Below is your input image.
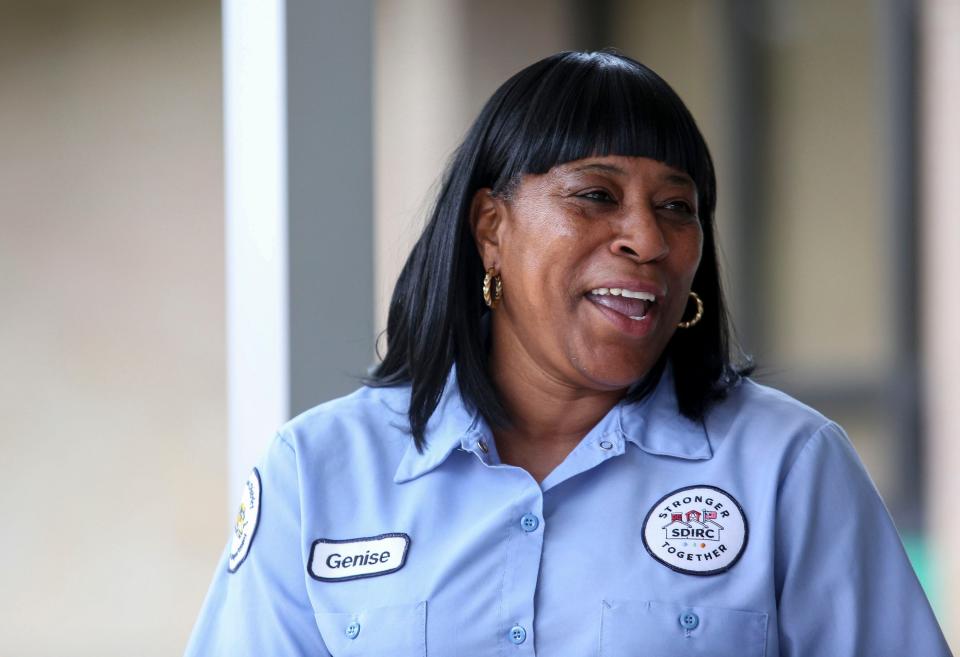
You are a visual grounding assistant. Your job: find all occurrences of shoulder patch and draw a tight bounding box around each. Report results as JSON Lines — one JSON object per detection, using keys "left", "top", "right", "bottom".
{"left": 642, "top": 484, "right": 748, "bottom": 576}
{"left": 228, "top": 468, "right": 262, "bottom": 573}
{"left": 308, "top": 533, "right": 410, "bottom": 582}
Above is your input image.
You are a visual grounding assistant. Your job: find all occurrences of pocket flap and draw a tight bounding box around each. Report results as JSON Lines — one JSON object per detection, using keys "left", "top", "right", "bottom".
{"left": 315, "top": 601, "right": 426, "bottom": 657}
{"left": 600, "top": 599, "right": 768, "bottom": 657}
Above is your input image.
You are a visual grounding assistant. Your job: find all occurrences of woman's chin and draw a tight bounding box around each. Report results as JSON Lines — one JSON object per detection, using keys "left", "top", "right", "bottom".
{"left": 569, "top": 351, "right": 661, "bottom": 392}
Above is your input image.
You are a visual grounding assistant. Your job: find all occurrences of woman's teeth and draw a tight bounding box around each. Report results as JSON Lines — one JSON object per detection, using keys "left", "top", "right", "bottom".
{"left": 588, "top": 288, "right": 656, "bottom": 320}
{"left": 589, "top": 287, "right": 656, "bottom": 301}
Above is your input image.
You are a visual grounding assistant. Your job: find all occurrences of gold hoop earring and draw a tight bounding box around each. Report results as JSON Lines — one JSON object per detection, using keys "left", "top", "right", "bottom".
{"left": 482, "top": 267, "right": 503, "bottom": 308}
{"left": 677, "top": 291, "right": 704, "bottom": 329}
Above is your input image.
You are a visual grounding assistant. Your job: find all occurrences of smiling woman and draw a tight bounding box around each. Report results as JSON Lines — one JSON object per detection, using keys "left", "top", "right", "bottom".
{"left": 184, "top": 50, "right": 951, "bottom": 657}
{"left": 467, "top": 155, "right": 708, "bottom": 480}
{"left": 371, "top": 50, "right": 743, "bottom": 455}
{"left": 474, "top": 157, "right": 703, "bottom": 377}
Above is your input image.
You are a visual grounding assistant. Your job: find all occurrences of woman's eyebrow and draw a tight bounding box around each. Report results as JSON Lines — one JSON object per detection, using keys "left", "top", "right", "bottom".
{"left": 569, "top": 163, "right": 695, "bottom": 189}
{"left": 570, "top": 163, "right": 626, "bottom": 175}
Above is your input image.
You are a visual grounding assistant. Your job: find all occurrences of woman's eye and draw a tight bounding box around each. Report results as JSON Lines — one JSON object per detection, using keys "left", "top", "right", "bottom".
{"left": 579, "top": 190, "right": 615, "bottom": 203}
{"left": 661, "top": 200, "right": 696, "bottom": 215}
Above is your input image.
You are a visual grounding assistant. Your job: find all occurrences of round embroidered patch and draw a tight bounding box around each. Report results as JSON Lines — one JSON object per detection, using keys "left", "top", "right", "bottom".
{"left": 228, "top": 468, "right": 261, "bottom": 573}
{"left": 642, "top": 484, "right": 748, "bottom": 576}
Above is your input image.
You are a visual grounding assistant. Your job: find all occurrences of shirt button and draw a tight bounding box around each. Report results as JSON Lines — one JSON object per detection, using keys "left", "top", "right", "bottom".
{"left": 679, "top": 611, "right": 699, "bottom": 630}
{"left": 345, "top": 621, "right": 361, "bottom": 639}
{"left": 520, "top": 513, "right": 540, "bottom": 532}
{"left": 509, "top": 624, "right": 527, "bottom": 644}
{"left": 599, "top": 440, "right": 614, "bottom": 450}
{"left": 478, "top": 439, "right": 489, "bottom": 454}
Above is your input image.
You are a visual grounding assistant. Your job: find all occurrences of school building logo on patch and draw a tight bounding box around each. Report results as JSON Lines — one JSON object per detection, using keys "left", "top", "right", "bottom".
{"left": 642, "top": 484, "right": 747, "bottom": 576}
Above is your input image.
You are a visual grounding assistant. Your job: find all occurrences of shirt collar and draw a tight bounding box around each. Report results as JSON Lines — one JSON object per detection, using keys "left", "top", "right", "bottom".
{"left": 392, "top": 365, "right": 480, "bottom": 484}
{"left": 617, "top": 362, "right": 713, "bottom": 460}
{"left": 392, "top": 361, "right": 712, "bottom": 485}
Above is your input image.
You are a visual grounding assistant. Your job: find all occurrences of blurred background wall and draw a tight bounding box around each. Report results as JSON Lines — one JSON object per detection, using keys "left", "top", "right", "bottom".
{"left": 1, "top": 0, "right": 956, "bottom": 654}
{"left": 0, "top": 1, "right": 224, "bottom": 655}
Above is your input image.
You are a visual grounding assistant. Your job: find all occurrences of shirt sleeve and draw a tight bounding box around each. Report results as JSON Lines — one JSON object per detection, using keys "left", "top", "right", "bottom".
{"left": 184, "top": 432, "right": 330, "bottom": 657}
{"left": 775, "top": 422, "right": 952, "bottom": 656}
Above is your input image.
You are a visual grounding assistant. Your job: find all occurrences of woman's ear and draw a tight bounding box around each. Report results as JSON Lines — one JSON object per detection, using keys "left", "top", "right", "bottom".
{"left": 469, "top": 187, "right": 505, "bottom": 269}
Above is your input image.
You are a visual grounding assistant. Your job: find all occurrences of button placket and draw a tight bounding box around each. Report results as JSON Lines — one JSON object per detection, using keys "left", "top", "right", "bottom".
{"left": 499, "top": 477, "right": 544, "bottom": 652}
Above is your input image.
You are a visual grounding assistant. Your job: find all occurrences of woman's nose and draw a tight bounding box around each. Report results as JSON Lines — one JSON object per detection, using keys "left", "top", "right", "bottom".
{"left": 609, "top": 206, "right": 669, "bottom": 263}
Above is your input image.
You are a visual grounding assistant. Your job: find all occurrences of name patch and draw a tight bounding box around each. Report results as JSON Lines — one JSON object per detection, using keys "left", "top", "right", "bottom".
{"left": 308, "top": 533, "right": 410, "bottom": 582}
{"left": 642, "top": 484, "right": 748, "bottom": 576}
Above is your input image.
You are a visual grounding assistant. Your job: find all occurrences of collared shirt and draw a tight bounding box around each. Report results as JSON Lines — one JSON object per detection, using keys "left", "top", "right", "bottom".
{"left": 185, "top": 364, "right": 952, "bottom": 656}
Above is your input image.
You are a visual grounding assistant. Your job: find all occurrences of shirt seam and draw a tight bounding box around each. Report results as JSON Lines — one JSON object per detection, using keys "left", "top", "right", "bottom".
{"left": 776, "top": 420, "right": 837, "bottom": 495}
{"left": 277, "top": 428, "right": 295, "bottom": 454}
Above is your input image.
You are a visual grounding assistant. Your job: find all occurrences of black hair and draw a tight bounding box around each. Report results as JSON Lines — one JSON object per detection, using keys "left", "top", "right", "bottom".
{"left": 367, "top": 48, "right": 752, "bottom": 452}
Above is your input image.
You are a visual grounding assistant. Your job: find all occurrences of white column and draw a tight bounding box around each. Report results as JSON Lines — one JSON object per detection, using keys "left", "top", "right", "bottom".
{"left": 921, "top": 0, "right": 960, "bottom": 645}
{"left": 224, "top": 0, "right": 373, "bottom": 499}
{"left": 223, "top": 0, "right": 289, "bottom": 499}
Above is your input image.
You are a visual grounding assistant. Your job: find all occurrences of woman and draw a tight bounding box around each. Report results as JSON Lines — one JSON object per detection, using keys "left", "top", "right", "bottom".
{"left": 186, "top": 50, "right": 951, "bottom": 656}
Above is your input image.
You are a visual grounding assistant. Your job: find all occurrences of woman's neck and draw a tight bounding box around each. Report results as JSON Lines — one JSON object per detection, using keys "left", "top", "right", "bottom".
{"left": 487, "top": 334, "right": 627, "bottom": 483}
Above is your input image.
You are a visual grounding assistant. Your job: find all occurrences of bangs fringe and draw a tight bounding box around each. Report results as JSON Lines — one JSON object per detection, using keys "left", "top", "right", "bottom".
{"left": 490, "top": 52, "right": 715, "bottom": 219}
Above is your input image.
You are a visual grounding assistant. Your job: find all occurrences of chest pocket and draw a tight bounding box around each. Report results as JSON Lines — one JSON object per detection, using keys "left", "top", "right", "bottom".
{"left": 314, "top": 601, "right": 427, "bottom": 657}
{"left": 600, "top": 599, "right": 768, "bottom": 657}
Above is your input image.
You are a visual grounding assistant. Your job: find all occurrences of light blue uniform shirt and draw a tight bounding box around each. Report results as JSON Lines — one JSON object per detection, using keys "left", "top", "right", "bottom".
{"left": 185, "top": 364, "right": 951, "bottom": 656}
